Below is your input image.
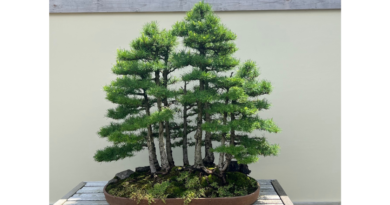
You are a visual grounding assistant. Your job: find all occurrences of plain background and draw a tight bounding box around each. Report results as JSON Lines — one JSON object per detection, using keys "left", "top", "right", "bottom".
{"left": 49, "top": 10, "right": 340, "bottom": 204}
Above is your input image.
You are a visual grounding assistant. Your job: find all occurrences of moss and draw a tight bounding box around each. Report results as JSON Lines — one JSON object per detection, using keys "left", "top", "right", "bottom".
{"left": 166, "top": 184, "right": 185, "bottom": 197}
{"left": 226, "top": 172, "right": 251, "bottom": 188}
{"left": 106, "top": 166, "right": 257, "bottom": 202}
{"left": 200, "top": 174, "right": 222, "bottom": 187}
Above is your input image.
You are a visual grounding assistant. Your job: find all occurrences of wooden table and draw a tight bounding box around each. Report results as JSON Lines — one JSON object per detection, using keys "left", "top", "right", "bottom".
{"left": 54, "top": 179, "right": 293, "bottom": 205}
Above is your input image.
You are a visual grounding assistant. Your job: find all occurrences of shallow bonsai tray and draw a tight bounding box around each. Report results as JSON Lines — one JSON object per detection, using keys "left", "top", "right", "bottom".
{"left": 103, "top": 179, "right": 259, "bottom": 205}
{"left": 53, "top": 179, "right": 293, "bottom": 205}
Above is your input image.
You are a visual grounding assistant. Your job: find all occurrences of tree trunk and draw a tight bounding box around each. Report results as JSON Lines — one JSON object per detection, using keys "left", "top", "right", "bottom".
{"left": 202, "top": 76, "right": 214, "bottom": 167}
{"left": 150, "top": 132, "right": 161, "bottom": 171}
{"left": 218, "top": 110, "right": 228, "bottom": 170}
{"left": 162, "top": 70, "right": 175, "bottom": 167}
{"left": 147, "top": 125, "right": 157, "bottom": 174}
{"left": 165, "top": 120, "right": 174, "bottom": 166}
{"left": 143, "top": 91, "right": 159, "bottom": 174}
{"left": 193, "top": 81, "right": 204, "bottom": 169}
{"left": 155, "top": 71, "right": 170, "bottom": 171}
{"left": 218, "top": 134, "right": 226, "bottom": 170}
{"left": 220, "top": 99, "right": 233, "bottom": 183}
{"left": 182, "top": 82, "right": 190, "bottom": 166}
{"left": 203, "top": 102, "right": 215, "bottom": 166}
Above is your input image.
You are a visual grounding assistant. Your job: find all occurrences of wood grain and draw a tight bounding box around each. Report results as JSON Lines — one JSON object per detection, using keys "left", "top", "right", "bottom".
{"left": 76, "top": 186, "right": 104, "bottom": 194}
{"left": 68, "top": 193, "right": 106, "bottom": 201}
{"left": 50, "top": 0, "right": 341, "bottom": 13}
{"left": 260, "top": 185, "right": 274, "bottom": 189}
{"left": 63, "top": 201, "right": 109, "bottom": 205}
{"left": 53, "top": 182, "right": 87, "bottom": 205}
{"left": 271, "top": 180, "right": 294, "bottom": 205}
{"left": 84, "top": 181, "right": 108, "bottom": 187}
{"left": 258, "top": 193, "right": 281, "bottom": 200}
{"left": 254, "top": 199, "right": 283, "bottom": 204}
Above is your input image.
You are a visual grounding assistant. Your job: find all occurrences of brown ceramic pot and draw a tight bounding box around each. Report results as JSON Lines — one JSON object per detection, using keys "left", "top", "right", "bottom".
{"left": 103, "top": 179, "right": 260, "bottom": 205}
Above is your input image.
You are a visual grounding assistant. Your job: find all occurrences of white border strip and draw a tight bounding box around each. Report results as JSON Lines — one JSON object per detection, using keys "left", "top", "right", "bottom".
{"left": 50, "top": 0, "right": 341, "bottom": 13}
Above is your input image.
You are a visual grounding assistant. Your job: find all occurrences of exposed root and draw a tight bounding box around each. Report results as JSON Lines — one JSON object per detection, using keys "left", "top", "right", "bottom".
{"left": 155, "top": 166, "right": 173, "bottom": 176}
{"left": 201, "top": 166, "right": 214, "bottom": 174}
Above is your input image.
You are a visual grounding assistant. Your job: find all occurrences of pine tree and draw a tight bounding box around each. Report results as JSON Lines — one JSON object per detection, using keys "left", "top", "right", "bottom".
{"left": 95, "top": 2, "right": 281, "bottom": 181}
{"left": 203, "top": 60, "right": 280, "bottom": 181}
{"left": 172, "top": 1, "right": 240, "bottom": 168}
{"left": 167, "top": 80, "right": 197, "bottom": 166}
{"left": 94, "top": 22, "right": 178, "bottom": 173}
{"left": 143, "top": 24, "right": 179, "bottom": 171}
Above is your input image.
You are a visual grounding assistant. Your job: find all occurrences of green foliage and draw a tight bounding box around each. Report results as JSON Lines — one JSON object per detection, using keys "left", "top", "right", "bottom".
{"left": 202, "top": 60, "right": 281, "bottom": 164}
{"left": 148, "top": 181, "right": 171, "bottom": 203}
{"left": 180, "top": 175, "right": 206, "bottom": 205}
{"left": 213, "top": 183, "right": 234, "bottom": 197}
{"left": 94, "top": 20, "right": 179, "bottom": 163}
{"left": 95, "top": 1, "right": 281, "bottom": 176}
{"left": 107, "top": 168, "right": 259, "bottom": 204}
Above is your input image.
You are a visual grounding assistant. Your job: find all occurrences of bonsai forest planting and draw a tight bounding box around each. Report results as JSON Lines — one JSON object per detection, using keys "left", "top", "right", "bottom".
{"left": 94, "top": 2, "right": 281, "bottom": 205}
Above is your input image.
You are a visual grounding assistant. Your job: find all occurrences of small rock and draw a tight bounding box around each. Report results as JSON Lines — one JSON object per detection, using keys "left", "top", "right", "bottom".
{"left": 228, "top": 161, "right": 240, "bottom": 172}
{"left": 115, "top": 169, "right": 134, "bottom": 180}
{"left": 228, "top": 161, "right": 251, "bottom": 175}
{"left": 135, "top": 166, "right": 151, "bottom": 172}
{"left": 107, "top": 178, "right": 118, "bottom": 185}
{"left": 239, "top": 164, "right": 251, "bottom": 175}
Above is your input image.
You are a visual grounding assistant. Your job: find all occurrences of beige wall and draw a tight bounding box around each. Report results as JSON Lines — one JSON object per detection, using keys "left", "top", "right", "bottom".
{"left": 50, "top": 10, "right": 340, "bottom": 204}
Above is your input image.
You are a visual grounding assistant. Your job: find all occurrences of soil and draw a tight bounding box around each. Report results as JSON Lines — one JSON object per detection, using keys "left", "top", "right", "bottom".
{"left": 106, "top": 166, "right": 258, "bottom": 203}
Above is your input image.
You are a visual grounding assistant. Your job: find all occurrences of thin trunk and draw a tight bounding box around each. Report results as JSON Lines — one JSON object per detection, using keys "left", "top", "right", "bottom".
{"left": 203, "top": 102, "right": 215, "bottom": 166}
{"left": 155, "top": 71, "right": 170, "bottom": 171}
{"left": 150, "top": 133, "right": 161, "bottom": 171}
{"left": 218, "top": 97, "right": 229, "bottom": 170}
{"left": 221, "top": 100, "right": 234, "bottom": 185}
{"left": 218, "top": 117, "right": 228, "bottom": 170}
{"left": 182, "top": 82, "right": 190, "bottom": 166}
{"left": 165, "top": 120, "right": 174, "bottom": 166}
{"left": 203, "top": 81, "right": 215, "bottom": 166}
{"left": 218, "top": 133, "right": 226, "bottom": 170}
{"left": 146, "top": 127, "right": 157, "bottom": 173}
{"left": 221, "top": 112, "right": 236, "bottom": 172}
{"left": 193, "top": 80, "right": 204, "bottom": 168}
{"left": 144, "top": 91, "right": 159, "bottom": 174}
{"left": 194, "top": 50, "right": 206, "bottom": 169}
{"left": 163, "top": 70, "right": 174, "bottom": 167}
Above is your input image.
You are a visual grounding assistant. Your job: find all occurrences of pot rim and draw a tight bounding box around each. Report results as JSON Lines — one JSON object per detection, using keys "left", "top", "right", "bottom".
{"left": 103, "top": 175, "right": 260, "bottom": 201}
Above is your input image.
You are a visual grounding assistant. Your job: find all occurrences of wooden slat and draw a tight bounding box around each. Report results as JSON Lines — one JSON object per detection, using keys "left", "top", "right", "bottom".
{"left": 257, "top": 179, "right": 272, "bottom": 183}
{"left": 260, "top": 191, "right": 278, "bottom": 195}
{"left": 64, "top": 201, "right": 109, "bottom": 205}
{"left": 49, "top": 0, "right": 341, "bottom": 13}
{"left": 254, "top": 199, "right": 283, "bottom": 204}
{"left": 53, "top": 182, "right": 86, "bottom": 205}
{"left": 84, "top": 181, "right": 108, "bottom": 187}
{"left": 293, "top": 203, "right": 340, "bottom": 205}
{"left": 68, "top": 193, "right": 106, "bottom": 201}
{"left": 53, "top": 199, "right": 67, "bottom": 205}
{"left": 271, "top": 180, "right": 294, "bottom": 205}
{"left": 260, "top": 187, "right": 275, "bottom": 191}
{"left": 260, "top": 185, "right": 274, "bottom": 189}
{"left": 252, "top": 204, "right": 283, "bottom": 205}
{"left": 76, "top": 186, "right": 104, "bottom": 194}
{"left": 258, "top": 194, "right": 281, "bottom": 200}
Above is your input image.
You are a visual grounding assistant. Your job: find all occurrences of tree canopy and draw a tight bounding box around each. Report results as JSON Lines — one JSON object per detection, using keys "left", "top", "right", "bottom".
{"left": 94, "top": 1, "right": 280, "bottom": 179}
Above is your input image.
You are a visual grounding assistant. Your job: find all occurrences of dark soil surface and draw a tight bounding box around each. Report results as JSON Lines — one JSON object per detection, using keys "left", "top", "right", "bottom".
{"left": 106, "top": 166, "right": 258, "bottom": 204}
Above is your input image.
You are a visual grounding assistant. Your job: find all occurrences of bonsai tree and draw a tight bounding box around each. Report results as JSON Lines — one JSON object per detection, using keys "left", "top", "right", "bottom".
{"left": 94, "top": 22, "right": 179, "bottom": 173}
{"left": 171, "top": 1, "right": 240, "bottom": 169}
{"left": 95, "top": 2, "right": 281, "bottom": 202}
{"left": 202, "top": 60, "right": 280, "bottom": 182}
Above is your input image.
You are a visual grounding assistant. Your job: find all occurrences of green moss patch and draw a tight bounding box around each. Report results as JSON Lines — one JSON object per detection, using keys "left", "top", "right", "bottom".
{"left": 106, "top": 167, "right": 258, "bottom": 205}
